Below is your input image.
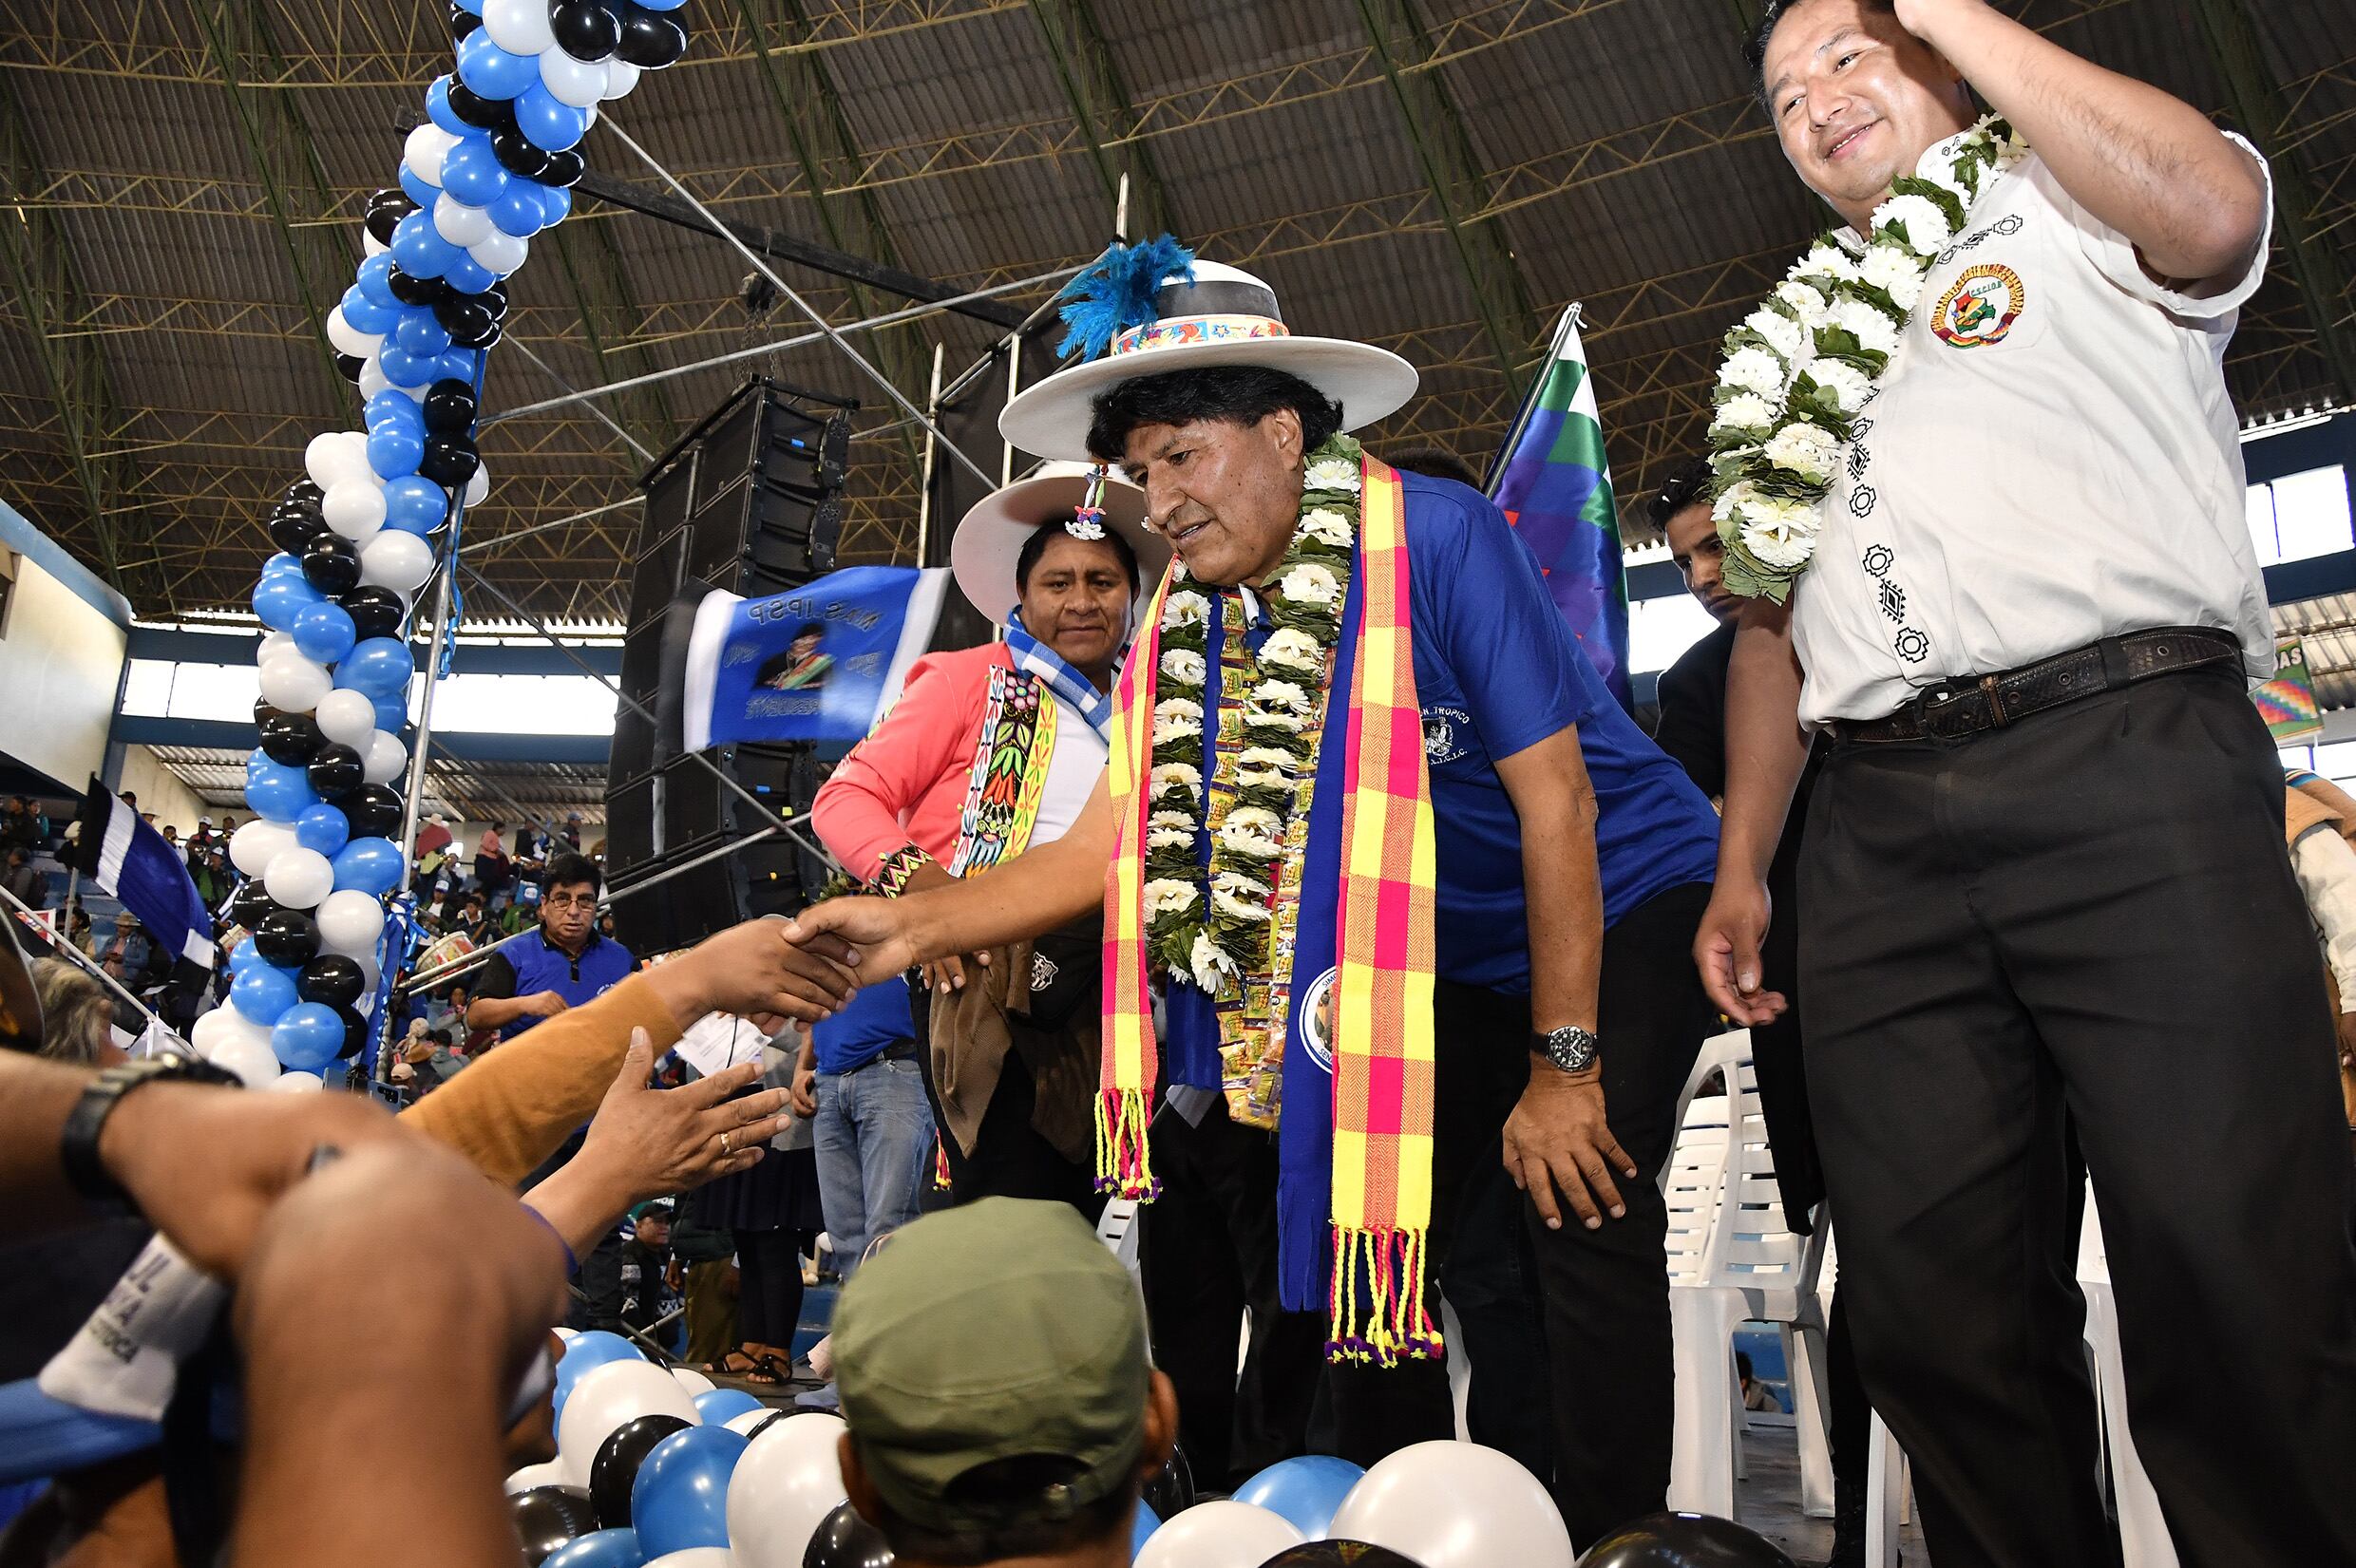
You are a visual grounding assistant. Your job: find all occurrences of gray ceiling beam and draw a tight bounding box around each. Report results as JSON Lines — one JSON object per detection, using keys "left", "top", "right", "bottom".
{"left": 1023, "top": 0, "right": 1178, "bottom": 236}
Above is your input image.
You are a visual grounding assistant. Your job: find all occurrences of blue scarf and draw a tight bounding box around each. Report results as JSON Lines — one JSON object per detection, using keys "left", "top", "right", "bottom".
{"left": 1003, "top": 609, "right": 1113, "bottom": 742}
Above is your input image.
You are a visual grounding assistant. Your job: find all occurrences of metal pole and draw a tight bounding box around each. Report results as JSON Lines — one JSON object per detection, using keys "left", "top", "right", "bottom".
{"left": 503, "top": 335, "right": 659, "bottom": 464}
{"left": 0, "top": 888, "right": 176, "bottom": 1041}
{"left": 398, "top": 551, "right": 462, "bottom": 878}
{"left": 455, "top": 563, "right": 840, "bottom": 871}
{"left": 598, "top": 117, "right": 998, "bottom": 489}
{"left": 481, "top": 266, "right": 1082, "bottom": 427}
{"left": 916, "top": 341, "right": 944, "bottom": 566}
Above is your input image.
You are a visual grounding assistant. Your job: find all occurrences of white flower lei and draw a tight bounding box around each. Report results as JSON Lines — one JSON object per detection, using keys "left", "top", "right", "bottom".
{"left": 1707, "top": 115, "right": 2026, "bottom": 602}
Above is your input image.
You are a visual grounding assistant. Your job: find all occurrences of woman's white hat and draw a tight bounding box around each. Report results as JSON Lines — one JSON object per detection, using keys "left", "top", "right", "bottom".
{"left": 949, "top": 461, "right": 1167, "bottom": 626}
{"left": 999, "top": 255, "right": 1418, "bottom": 463}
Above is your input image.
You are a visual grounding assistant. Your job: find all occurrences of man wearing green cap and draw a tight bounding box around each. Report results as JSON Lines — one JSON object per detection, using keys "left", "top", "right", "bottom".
{"left": 832, "top": 1197, "right": 1180, "bottom": 1565}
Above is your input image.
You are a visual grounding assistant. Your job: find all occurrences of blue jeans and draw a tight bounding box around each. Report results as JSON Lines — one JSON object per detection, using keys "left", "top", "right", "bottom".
{"left": 813, "top": 1052, "right": 935, "bottom": 1283}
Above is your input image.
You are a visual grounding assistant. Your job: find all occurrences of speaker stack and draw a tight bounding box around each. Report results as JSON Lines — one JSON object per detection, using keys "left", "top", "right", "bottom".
{"left": 605, "top": 377, "right": 854, "bottom": 956}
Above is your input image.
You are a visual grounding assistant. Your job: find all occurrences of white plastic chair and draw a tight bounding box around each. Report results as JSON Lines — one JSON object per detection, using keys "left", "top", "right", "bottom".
{"left": 1663, "top": 1030, "right": 1835, "bottom": 1521}
{"left": 2079, "top": 1182, "right": 2178, "bottom": 1567}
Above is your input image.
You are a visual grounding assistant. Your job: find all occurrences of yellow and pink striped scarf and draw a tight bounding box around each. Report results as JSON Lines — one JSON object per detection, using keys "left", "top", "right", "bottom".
{"left": 1099, "top": 457, "right": 1441, "bottom": 1361}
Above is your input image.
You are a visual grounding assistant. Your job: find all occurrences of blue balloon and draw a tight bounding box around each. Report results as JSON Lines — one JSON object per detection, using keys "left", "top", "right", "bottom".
{"left": 393, "top": 311, "right": 453, "bottom": 357}
{"left": 338, "top": 285, "right": 399, "bottom": 335}
{"left": 425, "top": 75, "right": 468, "bottom": 137}
{"left": 692, "top": 1389, "right": 764, "bottom": 1426}
{"left": 230, "top": 963, "right": 299, "bottom": 1027}
{"left": 398, "top": 165, "right": 439, "bottom": 210}
{"left": 636, "top": 0, "right": 684, "bottom": 9}
{"left": 440, "top": 136, "right": 508, "bottom": 207}
{"left": 341, "top": 637, "right": 413, "bottom": 698}
{"left": 450, "top": 0, "right": 482, "bottom": 12}
{"left": 331, "top": 838, "right": 403, "bottom": 896}
{"left": 516, "top": 85, "right": 589, "bottom": 153}
{"left": 271, "top": 1002, "right": 345, "bottom": 1072}
{"left": 539, "top": 183, "right": 573, "bottom": 226}
{"left": 244, "top": 753, "right": 319, "bottom": 824}
{"left": 373, "top": 690, "right": 410, "bottom": 732}
{"left": 456, "top": 30, "right": 539, "bottom": 100}
{"left": 366, "top": 389, "right": 424, "bottom": 431}
{"left": 367, "top": 425, "right": 425, "bottom": 480}
{"left": 442, "top": 254, "right": 500, "bottom": 296}
{"left": 226, "top": 940, "right": 267, "bottom": 973}
{"left": 355, "top": 252, "right": 399, "bottom": 309}
{"left": 390, "top": 212, "right": 456, "bottom": 279}
{"left": 630, "top": 1426, "right": 747, "bottom": 1558}
{"left": 291, "top": 600, "right": 358, "bottom": 664}
{"left": 294, "top": 802, "right": 352, "bottom": 857}
{"left": 434, "top": 349, "right": 484, "bottom": 386}
{"left": 1230, "top": 1454, "right": 1365, "bottom": 1540}
{"left": 383, "top": 475, "right": 444, "bottom": 533}
{"left": 260, "top": 550, "right": 306, "bottom": 577}
{"left": 254, "top": 573, "right": 324, "bottom": 633}
{"left": 488, "top": 181, "right": 546, "bottom": 238}
{"left": 540, "top": 1529, "right": 642, "bottom": 1568}
{"left": 378, "top": 345, "right": 436, "bottom": 388}
{"left": 1130, "top": 1500, "right": 1160, "bottom": 1560}
{"left": 552, "top": 1332, "right": 643, "bottom": 1422}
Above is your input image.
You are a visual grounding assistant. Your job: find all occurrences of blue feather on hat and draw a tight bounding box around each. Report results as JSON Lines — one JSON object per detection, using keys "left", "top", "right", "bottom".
{"left": 1053, "top": 236, "right": 1195, "bottom": 363}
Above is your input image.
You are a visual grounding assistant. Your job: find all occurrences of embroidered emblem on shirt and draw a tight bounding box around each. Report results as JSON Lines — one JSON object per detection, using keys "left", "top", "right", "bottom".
{"left": 1030, "top": 952, "right": 1059, "bottom": 992}
{"left": 1878, "top": 581, "right": 1907, "bottom": 622}
{"left": 1894, "top": 627, "right": 1931, "bottom": 664}
{"left": 1298, "top": 966, "right": 1338, "bottom": 1074}
{"left": 1420, "top": 705, "right": 1472, "bottom": 766}
{"left": 1936, "top": 214, "right": 2025, "bottom": 266}
{"left": 1932, "top": 263, "right": 2026, "bottom": 349}
{"left": 1848, "top": 444, "right": 1872, "bottom": 482}
{"left": 1850, "top": 485, "right": 1878, "bottom": 518}
{"left": 1862, "top": 544, "right": 1893, "bottom": 577}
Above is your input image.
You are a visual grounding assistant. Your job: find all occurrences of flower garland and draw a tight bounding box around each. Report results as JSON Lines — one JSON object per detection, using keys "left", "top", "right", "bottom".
{"left": 1139, "top": 435, "right": 1362, "bottom": 995}
{"left": 1707, "top": 115, "right": 2027, "bottom": 602}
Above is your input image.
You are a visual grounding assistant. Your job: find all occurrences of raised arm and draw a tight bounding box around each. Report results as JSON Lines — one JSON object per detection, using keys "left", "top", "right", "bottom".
{"left": 1693, "top": 597, "right": 1811, "bottom": 1025}
{"left": 1897, "top": 0, "right": 2265, "bottom": 285}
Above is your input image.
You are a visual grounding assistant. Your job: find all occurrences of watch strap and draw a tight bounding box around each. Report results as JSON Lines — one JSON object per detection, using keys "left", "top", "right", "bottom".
{"left": 1531, "top": 1025, "right": 1600, "bottom": 1075}
{"left": 61, "top": 1057, "right": 241, "bottom": 1212}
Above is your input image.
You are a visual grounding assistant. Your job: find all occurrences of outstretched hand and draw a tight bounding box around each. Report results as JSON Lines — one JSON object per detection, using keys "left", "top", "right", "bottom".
{"left": 786, "top": 896, "right": 916, "bottom": 988}
{"left": 576, "top": 1029, "right": 792, "bottom": 1200}
{"left": 649, "top": 916, "right": 864, "bottom": 1031}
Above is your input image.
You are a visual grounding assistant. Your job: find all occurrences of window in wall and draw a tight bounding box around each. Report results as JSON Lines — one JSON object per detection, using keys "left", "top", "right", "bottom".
{"left": 2248, "top": 466, "right": 2353, "bottom": 565}
{"left": 1628, "top": 593, "right": 1723, "bottom": 676}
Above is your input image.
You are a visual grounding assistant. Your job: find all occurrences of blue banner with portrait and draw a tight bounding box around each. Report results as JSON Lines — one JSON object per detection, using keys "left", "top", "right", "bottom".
{"left": 682, "top": 566, "right": 951, "bottom": 749}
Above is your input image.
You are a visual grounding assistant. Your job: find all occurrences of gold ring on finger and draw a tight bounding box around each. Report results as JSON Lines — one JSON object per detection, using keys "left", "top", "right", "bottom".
{"left": 720, "top": 1131, "right": 732, "bottom": 1157}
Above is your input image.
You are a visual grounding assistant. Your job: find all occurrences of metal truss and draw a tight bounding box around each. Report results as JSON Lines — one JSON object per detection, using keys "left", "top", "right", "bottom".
{"left": 1024, "top": 0, "right": 1177, "bottom": 236}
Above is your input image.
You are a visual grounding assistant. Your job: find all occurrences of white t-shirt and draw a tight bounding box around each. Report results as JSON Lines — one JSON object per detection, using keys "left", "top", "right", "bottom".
{"left": 1033, "top": 691, "right": 1109, "bottom": 847}
{"left": 1790, "top": 137, "right": 2276, "bottom": 727}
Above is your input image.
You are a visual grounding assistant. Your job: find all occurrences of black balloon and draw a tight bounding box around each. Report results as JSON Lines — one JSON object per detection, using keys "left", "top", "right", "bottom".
{"left": 306, "top": 744, "right": 365, "bottom": 800}
{"left": 386, "top": 266, "right": 444, "bottom": 308}
{"left": 446, "top": 79, "right": 512, "bottom": 130}
{"left": 365, "top": 186, "right": 411, "bottom": 214}
{"left": 552, "top": 0, "right": 621, "bottom": 61}
{"left": 804, "top": 1500, "right": 895, "bottom": 1568}
{"left": 285, "top": 479, "right": 326, "bottom": 507}
{"left": 490, "top": 123, "right": 555, "bottom": 180}
{"left": 258, "top": 711, "right": 327, "bottom": 766}
{"left": 334, "top": 351, "right": 367, "bottom": 383}
{"left": 447, "top": 2, "right": 482, "bottom": 39}
{"left": 589, "top": 1413, "right": 692, "bottom": 1528}
{"left": 616, "top": 7, "right": 687, "bottom": 68}
{"left": 541, "top": 149, "right": 585, "bottom": 188}
{"left": 228, "top": 880, "right": 280, "bottom": 931}
{"left": 300, "top": 531, "right": 363, "bottom": 595}
{"left": 336, "top": 1003, "right": 370, "bottom": 1057}
{"left": 1141, "top": 1444, "right": 1194, "bottom": 1521}
{"left": 510, "top": 1484, "right": 598, "bottom": 1567}
{"left": 252, "top": 908, "right": 321, "bottom": 967}
{"left": 269, "top": 509, "right": 327, "bottom": 557}
{"left": 341, "top": 585, "right": 409, "bottom": 640}
{"left": 1573, "top": 1513, "right": 1798, "bottom": 1568}
{"left": 1260, "top": 1546, "right": 1426, "bottom": 1568}
{"left": 363, "top": 204, "right": 407, "bottom": 248}
{"left": 297, "top": 954, "right": 367, "bottom": 1011}
{"left": 341, "top": 784, "right": 405, "bottom": 840}
{"left": 423, "top": 379, "right": 479, "bottom": 434}
{"left": 419, "top": 433, "right": 481, "bottom": 487}
{"left": 438, "top": 296, "right": 502, "bottom": 349}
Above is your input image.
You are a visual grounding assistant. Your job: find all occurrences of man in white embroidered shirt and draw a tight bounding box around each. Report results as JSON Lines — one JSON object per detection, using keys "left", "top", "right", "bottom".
{"left": 1692, "top": 3, "right": 2356, "bottom": 1565}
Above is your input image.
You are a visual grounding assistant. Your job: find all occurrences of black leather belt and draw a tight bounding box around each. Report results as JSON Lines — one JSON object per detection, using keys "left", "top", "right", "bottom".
{"left": 1823, "top": 626, "right": 2241, "bottom": 746}
{"left": 851, "top": 1040, "right": 921, "bottom": 1070}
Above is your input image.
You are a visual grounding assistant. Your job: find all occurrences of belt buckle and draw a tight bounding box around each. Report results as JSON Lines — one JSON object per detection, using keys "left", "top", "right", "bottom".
{"left": 1916, "top": 678, "right": 1978, "bottom": 739}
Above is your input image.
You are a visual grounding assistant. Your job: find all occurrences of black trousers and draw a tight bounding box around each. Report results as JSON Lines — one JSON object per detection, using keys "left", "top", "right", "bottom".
{"left": 734, "top": 1227, "right": 809, "bottom": 1351}
{"left": 1323, "top": 879, "right": 1719, "bottom": 1547}
{"left": 1799, "top": 668, "right": 2356, "bottom": 1568}
{"left": 1138, "top": 1097, "right": 1326, "bottom": 1492}
{"left": 906, "top": 976, "right": 1103, "bottom": 1220}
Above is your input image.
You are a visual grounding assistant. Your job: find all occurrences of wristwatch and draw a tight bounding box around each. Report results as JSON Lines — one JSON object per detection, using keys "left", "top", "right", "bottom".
{"left": 60, "top": 1055, "right": 242, "bottom": 1215}
{"left": 1531, "top": 1025, "right": 1601, "bottom": 1076}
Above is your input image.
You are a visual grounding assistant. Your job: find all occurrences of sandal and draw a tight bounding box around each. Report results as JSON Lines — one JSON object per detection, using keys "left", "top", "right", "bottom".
{"left": 695, "top": 1349, "right": 768, "bottom": 1378}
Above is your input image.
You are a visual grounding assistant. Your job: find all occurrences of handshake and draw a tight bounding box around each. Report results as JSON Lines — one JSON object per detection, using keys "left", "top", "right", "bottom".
{"left": 649, "top": 895, "right": 921, "bottom": 1029}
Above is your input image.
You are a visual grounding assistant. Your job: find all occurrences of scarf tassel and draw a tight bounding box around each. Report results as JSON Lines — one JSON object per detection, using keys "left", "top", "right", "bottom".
{"left": 1093, "top": 1086, "right": 1160, "bottom": 1199}
{"left": 931, "top": 1131, "right": 953, "bottom": 1193}
{"left": 1325, "top": 1223, "right": 1443, "bottom": 1366}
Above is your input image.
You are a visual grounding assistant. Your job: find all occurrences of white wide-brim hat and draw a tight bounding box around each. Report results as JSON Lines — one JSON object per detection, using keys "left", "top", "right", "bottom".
{"left": 999, "top": 259, "right": 1419, "bottom": 463}
{"left": 950, "top": 462, "right": 1168, "bottom": 627}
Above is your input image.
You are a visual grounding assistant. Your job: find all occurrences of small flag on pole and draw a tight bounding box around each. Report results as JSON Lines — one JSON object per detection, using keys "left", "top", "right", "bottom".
{"left": 69, "top": 780, "right": 217, "bottom": 984}
{"left": 1486, "top": 305, "right": 1633, "bottom": 709}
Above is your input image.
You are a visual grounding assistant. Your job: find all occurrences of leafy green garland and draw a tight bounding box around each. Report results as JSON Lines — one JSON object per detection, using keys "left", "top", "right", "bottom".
{"left": 1138, "top": 433, "right": 1362, "bottom": 993}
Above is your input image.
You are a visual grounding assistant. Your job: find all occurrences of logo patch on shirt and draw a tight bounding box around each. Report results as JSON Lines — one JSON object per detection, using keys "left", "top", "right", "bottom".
{"left": 1299, "top": 966, "right": 1337, "bottom": 1074}
{"left": 1932, "top": 264, "right": 2026, "bottom": 349}
{"left": 1421, "top": 705, "right": 1472, "bottom": 765}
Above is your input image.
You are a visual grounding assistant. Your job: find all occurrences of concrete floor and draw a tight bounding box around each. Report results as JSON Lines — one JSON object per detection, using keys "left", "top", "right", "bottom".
{"left": 1731, "top": 1421, "right": 1932, "bottom": 1567}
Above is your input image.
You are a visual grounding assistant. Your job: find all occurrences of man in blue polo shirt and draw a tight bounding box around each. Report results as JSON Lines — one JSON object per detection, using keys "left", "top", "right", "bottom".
{"left": 790, "top": 973, "right": 935, "bottom": 1282}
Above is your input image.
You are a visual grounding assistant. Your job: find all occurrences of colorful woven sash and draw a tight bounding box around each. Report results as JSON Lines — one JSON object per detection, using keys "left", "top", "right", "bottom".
{"left": 947, "top": 662, "right": 1056, "bottom": 878}
{"left": 1100, "top": 458, "right": 1440, "bottom": 1361}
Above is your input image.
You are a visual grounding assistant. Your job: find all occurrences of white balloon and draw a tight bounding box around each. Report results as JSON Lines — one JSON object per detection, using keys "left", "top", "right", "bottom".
{"left": 305, "top": 430, "right": 362, "bottom": 490}
{"left": 483, "top": 0, "right": 557, "bottom": 54}
{"left": 1132, "top": 1501, "right": 1303, "bottom": 1568}
{"left": 361, "top": 729, "right": 408, "bottom": 785}
{"left": 541, "top": 48, "right": 608, "bottom": 108}
{"left": 257, "top": 652, "right": 332, "bottom": 713}
{"left": 602, "top": 59, "right": 641, "bottom": 100}
{"left": 339, "top": 430, "right": 376, "bottom": 472}
{"left": 1327, "top": 1442, "right": 1573, "bottom": 1568}
{"left": 725, "top": 1413, "right": 847, "bottom": 1568}
{"left": 314, "top": 688, "right": 379, "bottom": 749}
{"left": 356, "top": 355, "right": 391, "bottom": 398}
{"left": 362, "top": 230, "right": 389, "bottom": 257}
{"left": 504, "top": 1461, "right": 568, "bottom": 1495}
{"left": 325, "top": 307, "right": 382, "bottom": 359}
{"left": 671, "top": 1366, "right": 716, "bottom": 1397}
{"left": 316, "top": 889, "right": 388, "bottom": 957}
{"left": 266, "top": 1070, "right": 323, "bottom": 1093}
{"left": 470, "top": 229, "right": 528, "bottom": 277}
{"left": 324, "top": 480, "right": 389, "bottom": 541}
{"left": 257, "top": 630, "right": 298, "bottom": 663}
{"left": 434, "top": 192, "right": 496, "bottom": 248}
{"left": 724, "top": 1409, "right": 777, "bottom": 1437}
{"left": 264, "top": 847, "right": 335, "bottom": 910}
{"left": 558, "top": 1360, "right": 701, "bottom": 1486}
{"left": 465, "top": 462, "right": 490, "bottom": 507}
{"left": 404, "top": 123, "right": 457, "bottom": 187}
{"left": 192, "top": 1002, "right": 272, "bottom": 1058}
{"left": 206, "top": 1033, "right": 281, "bottom": 1088}
{"left": 641, "top": 1552, "right": 734, "bottom": 1568}
{"left": 555, "top": 1327, "right": 581, "bottom": 1344}
{"left": 229, "top": 819, "right": 299, "bottom": 878}
{"left": 359, "top": 528, "right": 435, "bottom": 594}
